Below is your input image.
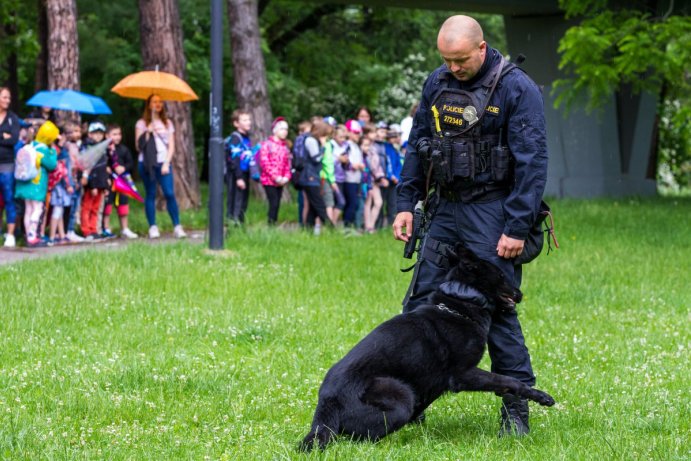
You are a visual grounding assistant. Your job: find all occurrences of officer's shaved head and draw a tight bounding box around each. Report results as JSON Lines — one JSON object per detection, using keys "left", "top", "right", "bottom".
{"left": 437, "top": 15, "right": 487, "bottom": 81}
{"left": 437, "top": 15, "right": 484, "bottom": 49}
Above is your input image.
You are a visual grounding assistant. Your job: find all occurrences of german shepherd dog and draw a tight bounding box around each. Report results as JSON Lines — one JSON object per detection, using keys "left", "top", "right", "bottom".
{"left": 300, "top": 244, "right": 555, "bottom": 450}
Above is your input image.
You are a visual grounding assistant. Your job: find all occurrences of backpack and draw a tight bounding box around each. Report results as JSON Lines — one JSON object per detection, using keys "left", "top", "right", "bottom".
{"left": 290, "top": 133, "right": 313, "bottom": 189}
{"left": 292, "top": 133, "right": 310, "bottom": 173}
{"left": 15, "top": 143, "right": 40, "bottom": 181}
{"left": 248, "top": 143, "right": 262, "bottom": 181}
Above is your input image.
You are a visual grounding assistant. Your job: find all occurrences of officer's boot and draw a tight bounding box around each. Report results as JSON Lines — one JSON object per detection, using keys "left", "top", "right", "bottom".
{"left": 498, "top": 394, "right": 530, "bottom": 437}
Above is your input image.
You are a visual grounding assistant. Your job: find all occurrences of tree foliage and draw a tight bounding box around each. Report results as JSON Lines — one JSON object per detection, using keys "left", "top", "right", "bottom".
{"left": 4, "top": 1, "right": 507, "bottom": 174}
{"left": 554, "top": 0, "right": 691, "bottom": 187}
{"left": 0, "top": 0, "right": 40, "bottom": 102}
{"left": 260, "top": 3, "right": 507, "bottom": 124}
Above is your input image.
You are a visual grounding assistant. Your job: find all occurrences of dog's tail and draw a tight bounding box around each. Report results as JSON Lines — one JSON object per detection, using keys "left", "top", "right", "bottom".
{"left": 299, "top": 397, "right": 341, "bottom": 452}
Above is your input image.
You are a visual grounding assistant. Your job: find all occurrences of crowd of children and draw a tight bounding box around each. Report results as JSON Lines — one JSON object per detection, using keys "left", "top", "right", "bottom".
{"left": 224, "top": 106, "right": 410, "bottom": 235}
{"left": 0, "top": 113, "right": 140, "bottom": 247}
{"left": 0, "top": 84, "right": 412, "bottom": 248}
{"left": 0, "top": 85, "right": 194, "bottom": 248}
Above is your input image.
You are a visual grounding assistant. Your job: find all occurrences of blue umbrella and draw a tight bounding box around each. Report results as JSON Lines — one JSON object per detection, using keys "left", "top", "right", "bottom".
{"left": 26, "top": 89, "right": 112, "bottom": 115}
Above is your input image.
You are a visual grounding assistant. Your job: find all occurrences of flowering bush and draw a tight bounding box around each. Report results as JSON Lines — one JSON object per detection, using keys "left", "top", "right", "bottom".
{"left": 374, "top": 53, "right": 430, "bottom": 124}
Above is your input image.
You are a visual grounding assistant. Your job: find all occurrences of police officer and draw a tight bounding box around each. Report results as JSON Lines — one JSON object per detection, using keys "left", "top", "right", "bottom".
{"left": 393, "top": 15, "right": 548, "bottom": 436}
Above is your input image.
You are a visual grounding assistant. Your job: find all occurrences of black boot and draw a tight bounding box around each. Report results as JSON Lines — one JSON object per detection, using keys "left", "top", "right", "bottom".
{"left": 499, "top": 394, "right": 530, "bottom": 437}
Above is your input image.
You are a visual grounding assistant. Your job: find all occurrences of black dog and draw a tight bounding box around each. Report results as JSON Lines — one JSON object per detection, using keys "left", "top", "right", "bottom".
{"left": 300, "top": 244, "right": 555, "bottom": 450}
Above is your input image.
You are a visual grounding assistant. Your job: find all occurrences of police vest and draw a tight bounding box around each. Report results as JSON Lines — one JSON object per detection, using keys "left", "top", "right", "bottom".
{"left": 425, "top": 56, "right": 515, "bottom": 196}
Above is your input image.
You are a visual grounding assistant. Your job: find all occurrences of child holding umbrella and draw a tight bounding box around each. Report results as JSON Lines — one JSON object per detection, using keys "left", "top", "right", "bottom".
{"left": 103, "top": 123, "right": 138, "bottom": 239}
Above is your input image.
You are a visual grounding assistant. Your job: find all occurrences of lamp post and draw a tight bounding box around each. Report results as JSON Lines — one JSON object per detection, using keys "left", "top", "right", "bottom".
{"left": 208, "top": 0, "right": 224, "bottom": 249}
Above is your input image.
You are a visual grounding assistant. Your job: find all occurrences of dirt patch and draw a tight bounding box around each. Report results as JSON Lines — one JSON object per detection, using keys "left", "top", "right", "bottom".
{"left": 0, "top": 231, "right": 207, "bottom": 266}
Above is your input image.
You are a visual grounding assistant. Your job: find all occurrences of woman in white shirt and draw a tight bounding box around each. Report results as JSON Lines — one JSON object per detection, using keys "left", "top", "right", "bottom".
{"left": 135, "top": 94, "right": 186, "bottom": 239}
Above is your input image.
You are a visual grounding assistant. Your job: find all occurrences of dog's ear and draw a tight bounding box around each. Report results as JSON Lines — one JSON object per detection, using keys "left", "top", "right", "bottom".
{"left": 445, "top": 244, "right": 460, "bottom": 265}
{"left": 454, "top": 243, "right": 478, "bottom": 262}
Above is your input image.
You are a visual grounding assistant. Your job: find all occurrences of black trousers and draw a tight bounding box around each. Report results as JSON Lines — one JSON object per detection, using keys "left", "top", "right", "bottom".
{"left": 403, "top": 197, "right": 535, "bottom": 386}
{"left": 302, "top": 185, "right": 332, "bottom": 227}
{"left": 226, "top": 169, "right": 249, "bottom": 222}
{"left": 342, "top": 182, "right": 360, "bottom": 227}
{"left": 263, "top": 185, "right": 283, "bottom": 225}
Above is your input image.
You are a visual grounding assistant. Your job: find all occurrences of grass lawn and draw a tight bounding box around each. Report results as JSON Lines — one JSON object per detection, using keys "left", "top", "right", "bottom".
{"left": 0, "top": 196, "right": 689, "bottom": 460}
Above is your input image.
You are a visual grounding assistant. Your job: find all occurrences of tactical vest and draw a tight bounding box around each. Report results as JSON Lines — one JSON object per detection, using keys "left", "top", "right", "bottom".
{"left": 423, "top": 56, "right": 515, "bottom": 199}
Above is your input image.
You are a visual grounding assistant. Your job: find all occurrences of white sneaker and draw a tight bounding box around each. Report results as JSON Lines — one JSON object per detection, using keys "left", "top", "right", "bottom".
{"left": 121, "top": 228, "right": 138, "bottom": 239}
{"left": 173, "top": 225, "right": 187, "bottom": 239}
{"left": 66, "top": 231, "right": 85, "bottom": 243}
{"left": 3, "top": 234, "right": 15, "bottom": 248}
{"left": 148, "top": 225, "right": 160, "bottom": 239}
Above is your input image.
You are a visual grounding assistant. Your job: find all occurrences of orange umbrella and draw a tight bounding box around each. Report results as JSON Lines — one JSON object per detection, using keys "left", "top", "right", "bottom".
{"left": 111, "top": 70, "right": 199, "bottom": 102}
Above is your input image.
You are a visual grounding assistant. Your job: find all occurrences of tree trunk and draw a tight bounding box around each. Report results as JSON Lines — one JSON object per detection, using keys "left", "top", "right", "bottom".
{"left": 45, "top": 0, "right": 79, "bottom": 125}
{"left": 227, "top": 0, "right": 273, "bottom": 199}
{"left": 35, "top": 0, "right": 49, "bottom": 93}
{"left": 227, "top": 0, "right": 272, "bottom": 142}
{"left": 138, "top": 0, "right": 200, "bottom": 210}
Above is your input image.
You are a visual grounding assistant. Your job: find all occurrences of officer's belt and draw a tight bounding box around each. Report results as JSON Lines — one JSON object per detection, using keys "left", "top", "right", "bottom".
{"left": 422, "top": 237, "right": 454, "bottom": 269}
{"left": 439, "top": 183, "right": 509, "bottom": 203}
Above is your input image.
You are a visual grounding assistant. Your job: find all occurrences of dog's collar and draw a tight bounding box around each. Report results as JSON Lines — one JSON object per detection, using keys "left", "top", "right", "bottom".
{"left": 435, "top": 302, "right": 463, "bottom": 317}
{"left": 438, "top": 281, "right": 489, "bottom": 309}
{"left": 435, "top": 303, "right": 482, "bottom": 327}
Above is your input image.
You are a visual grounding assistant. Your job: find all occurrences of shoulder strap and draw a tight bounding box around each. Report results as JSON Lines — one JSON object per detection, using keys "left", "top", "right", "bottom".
{"left": 468, "top": 55, "right": 506, "bottom": 131}
{"left": 500, "top": 62, "right": 517, "bottom": 79}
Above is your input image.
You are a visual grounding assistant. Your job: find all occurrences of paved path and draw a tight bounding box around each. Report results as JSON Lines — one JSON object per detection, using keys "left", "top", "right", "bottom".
{"left": 0, "top": 232, "right": 206, "bottom": 266}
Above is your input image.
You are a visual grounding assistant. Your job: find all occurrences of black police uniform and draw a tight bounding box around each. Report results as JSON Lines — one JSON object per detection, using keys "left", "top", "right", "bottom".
{"left": 396, "top": 45, "right": 548, "bottom": 386}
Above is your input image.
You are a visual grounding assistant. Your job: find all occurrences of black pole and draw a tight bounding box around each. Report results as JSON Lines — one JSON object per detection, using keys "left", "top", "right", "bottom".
{"left": 208, "top": 0, "right": 224, "bottom": 249}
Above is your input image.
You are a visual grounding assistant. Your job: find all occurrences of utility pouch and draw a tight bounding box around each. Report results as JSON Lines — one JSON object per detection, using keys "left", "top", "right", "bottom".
{"left": 429, "top": 139, "right": 450, "bottom": 187}
{"left": 451, "top": 140, "right": 474, "bottom": 181}
{"left": 515, "top": 200, "right": 560, "bottom": 265}
{"left": 490, "top": 145, "right": 510, "bottom": 182}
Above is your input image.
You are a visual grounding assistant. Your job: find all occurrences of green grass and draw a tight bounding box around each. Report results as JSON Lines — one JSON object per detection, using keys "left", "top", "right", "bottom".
{"left": 1, "top": 197, "right": 689, "bottom": 460}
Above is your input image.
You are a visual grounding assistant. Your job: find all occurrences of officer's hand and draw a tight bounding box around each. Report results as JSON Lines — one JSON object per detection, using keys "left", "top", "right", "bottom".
{"left": 393, "top": 212, "right": 413, "bottom": 242}
{"left": 236, "top": 178, "right": 246, "bottom": 190}
{"left": 497, "top": 234, "right": 524, "bottom": 259}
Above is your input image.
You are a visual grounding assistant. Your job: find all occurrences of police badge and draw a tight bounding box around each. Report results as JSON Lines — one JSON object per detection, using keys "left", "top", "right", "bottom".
{"left": 462, "top": 105, "right": 478, "bottom": 125}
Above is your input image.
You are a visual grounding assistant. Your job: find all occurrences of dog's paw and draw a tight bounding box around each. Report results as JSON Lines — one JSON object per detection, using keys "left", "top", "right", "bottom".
{"left": 529, "top": 389, "right": 555, "bottom": 407}
{"left": 298, "top": 435, "right": 319, "bottom": 452}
